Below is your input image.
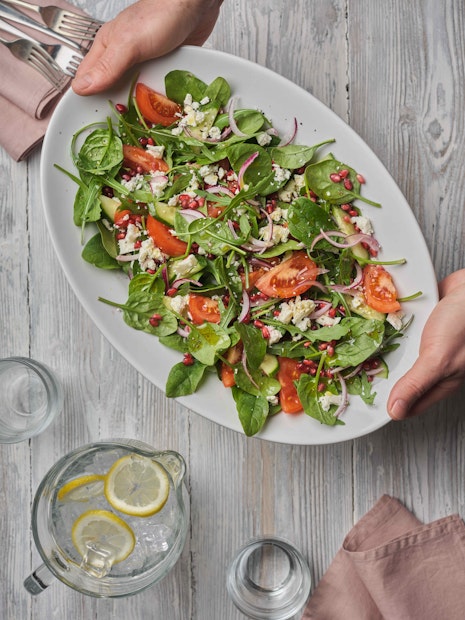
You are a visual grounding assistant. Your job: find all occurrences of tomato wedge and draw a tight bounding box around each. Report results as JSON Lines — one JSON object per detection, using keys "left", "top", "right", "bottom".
{"left": 113, "top": 209, "right": 132, "bottom": 226}
{"left": 276, "top": 357, "right": 304, "bottom": 413}
{"left": 146, "top": 214, "right": 187, "bottom": 257}
{"left": 135, "top": 83, "right": 181, "bottom": 127}
{"left": 188, "top": 294, "right": 221, "bottom": 325}
{"left": 362, "top": 264, "right": 401, "bottom": 313}
{"left": 240, "top": 268, "right": 266, "bottom": 292}
{"left": 255, "top": 251, "right": 319, "bottom": 298}
{"left": 220, "top": 342, "right": 243, "bottom": 387}
{"left": 122, "top": 145, "right": 169, "bottom": 173}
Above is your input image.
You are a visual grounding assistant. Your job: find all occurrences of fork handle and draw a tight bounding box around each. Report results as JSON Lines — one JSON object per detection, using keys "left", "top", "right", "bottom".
{"left": 0, "top": 0, "right": 40, "bottom": 14}
{"left": 0, "top": 2, "right": 82, "bottom": 51}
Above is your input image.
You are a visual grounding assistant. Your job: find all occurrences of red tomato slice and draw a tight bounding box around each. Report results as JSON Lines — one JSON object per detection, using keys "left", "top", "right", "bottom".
{"left": 113, "top": 209, "right": 132, "bottom": 226}
{"left": 207, "top": 201, "right": 226, "bottom": 218}
{"left": 240, "top": 269, "right": 266, "bottom": 292}
{"left": 255, "top": 251, "right": 319, "bottom": 298}
{"left": 362, "top": 264, "right": 401, "bottom": 313}
{"left": 276, "top": 357, "right": 304, "bottom": 413}
{"left": 135, "top": 83, "right": 181, "bottom": 127}
{"left": 220, "top": 342, "right": 243, "bottom": 387}
{"left": 122, "top": 145, "right": 169, "bottom": 173}
{"left": 146, "top": 214, "right": 187, "bottom": 257}
{"left": 188, "top": 294, "right": 221, "bottom": 325}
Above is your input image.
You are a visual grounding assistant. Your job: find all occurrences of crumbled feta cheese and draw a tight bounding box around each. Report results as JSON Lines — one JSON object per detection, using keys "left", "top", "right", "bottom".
{"left": 118, "top": 223, "right": 140, "bottom": 254}
{"left": 267, "top": 327, "right": 284, "bottom": 345}
{"left": 146, "top": 144, "right": 165, "bottom": 159}
{"left": 278, "top": 179, "right": 298, "bottom": 203}
{"left": 319, "top": 392, "right": 343, "bottom": 411}
{"left": 138, "top": 237, "right": 164, "bottom": 271}
{"left": 169, "top": 294, "right": 189, "bottom": 315}
{"left": 267, "top": 395, "right": 279, "bottom": 406}
{"left": 208, "top": 126, "right": 222, "bottom": 141}
{"left": 257, "top": 132, "right": 272, "bottom": 146}
{"left": 171, "top": 254, "right": 199, "bottom": 278}
{"left": 269, "top": 207, "right": 288, "bottom": 222}
{"left": 276, "top": 297, "right": 316, "bottom": 326}
{"left": 121, "top": 173, "right": 147, "bottom": 192}
{"left": 260, "top": 224, "right": 290, "bottom": 245}
{"left": 184, "top": 93, "right": 193, "bottom": 106}
{"left": 316, "top": 314, "right": 341, "bottom": 327}
{"left": 272, "top": 163, "right": 291, "bottom": 184}
{"left": 200, "top": 96, "right": 210, "bottom": 105}
{"left": 351, "top": 216, "right": 374, "bottom": 235}
{"left": 387, "top": 311, "right": 405, "bottom": 331}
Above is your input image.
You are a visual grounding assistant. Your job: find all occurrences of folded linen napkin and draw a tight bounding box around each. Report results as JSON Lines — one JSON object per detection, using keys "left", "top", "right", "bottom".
{"left": 0, "top": 0, "right": 93, "bottom": 161}
{"left": 303, "top": 494, "right": 465, "bottom": 620}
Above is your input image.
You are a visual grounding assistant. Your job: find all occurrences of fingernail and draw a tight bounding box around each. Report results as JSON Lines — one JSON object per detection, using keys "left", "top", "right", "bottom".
{"left": 73, "top": 72, "right": 94, "bottom": 90}
{"left": 389, "top": 399, "right": 408, "bottom": 420}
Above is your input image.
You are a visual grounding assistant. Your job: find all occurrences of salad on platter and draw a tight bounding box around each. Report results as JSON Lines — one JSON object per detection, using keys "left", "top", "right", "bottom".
{"left": 59, "top": 69, "right": 418, "bottom": 437}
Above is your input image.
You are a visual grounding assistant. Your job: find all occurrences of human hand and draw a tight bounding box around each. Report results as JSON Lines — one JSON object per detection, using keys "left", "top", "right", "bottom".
{"left": 72, "top": 0, "right": 223, "bottom": 95}
{"left": 387, "top": 268, "right": 465, "bottom": 420}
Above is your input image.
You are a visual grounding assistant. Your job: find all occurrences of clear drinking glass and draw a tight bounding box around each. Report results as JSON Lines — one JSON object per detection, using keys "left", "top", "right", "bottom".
{"left": 24, "top": 439, "right": 189, "bottom": 598}
{"left": 0, "top": 357, "right": 64, "bottom": 443}
{"left": 227, "top": 536, "right": 312, "bottom": 619}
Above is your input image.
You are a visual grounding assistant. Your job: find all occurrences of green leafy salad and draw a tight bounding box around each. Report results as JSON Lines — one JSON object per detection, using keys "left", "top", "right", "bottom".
{"left": 60, "top": 69, "right": 415, "bottom": 437}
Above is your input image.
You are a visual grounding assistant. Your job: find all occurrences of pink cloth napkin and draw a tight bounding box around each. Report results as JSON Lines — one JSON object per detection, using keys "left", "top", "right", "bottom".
{"left": 303, "top": 495, "right": 465, "bottom": 620}
{"left": 0, "top": 0, "right": 94, "bottom": 161}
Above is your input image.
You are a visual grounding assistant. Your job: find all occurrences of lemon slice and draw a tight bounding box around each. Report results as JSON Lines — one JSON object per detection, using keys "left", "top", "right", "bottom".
{"left": 57, "top": 474, "right": 105, "bottom": 502}
{"left": 71, "top": 509, "right": 135, "bottom": 564}
{"left": 104, "top": 454, "right": 170, "bottom": 517}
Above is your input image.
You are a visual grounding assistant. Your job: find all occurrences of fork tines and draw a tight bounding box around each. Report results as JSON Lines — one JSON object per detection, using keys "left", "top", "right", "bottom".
{"left": 58, "top": 12, "right": 103, "bottom": 41}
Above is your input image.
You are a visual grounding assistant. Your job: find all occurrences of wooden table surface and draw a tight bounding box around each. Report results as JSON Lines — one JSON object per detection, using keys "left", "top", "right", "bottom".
{"left": 2, "top": 0, "right": 465, "bottom": 618}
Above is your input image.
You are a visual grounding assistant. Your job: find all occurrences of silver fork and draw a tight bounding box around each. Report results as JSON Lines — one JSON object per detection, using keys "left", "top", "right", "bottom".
{"left": 0, "top": 18, "right": 83, "bottom": 77}
{"left": 0, "top": 0, "right": 103, "bottom": 40}
{"left": 0, "top": 33, "right": 67, "bottom": 90}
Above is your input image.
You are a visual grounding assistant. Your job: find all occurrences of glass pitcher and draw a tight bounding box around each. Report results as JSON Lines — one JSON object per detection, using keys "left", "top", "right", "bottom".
{"left": 24, "top": 439, "right": 189, "bottom": 598}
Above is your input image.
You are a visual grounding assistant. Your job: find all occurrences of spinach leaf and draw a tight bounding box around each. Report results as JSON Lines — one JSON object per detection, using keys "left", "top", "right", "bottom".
{"left": 76, "top": 124, "right": 123, "bottom": 176}
{"left": 329, "top": 318, "right": 385, "bottom": 367}
{"left": 234, "top": 365, "right": 281, "bottom": 398}
{"left": 187, "top": 323, "right": 231, "bottom": 365}
{"left": 270, "top": 139, "right": 335, "bottom": 170}
{"left": 81, "top": 233, "right": 120, "bottom": 270}
{"left": 235, "top": 322, "right": 266, "bottom": 370}
{"left": 165, "top": 70, "right": 207, "bottom": 103}
{"left": 296, "top": 374, "right": 344, "bottom": 426}
{"left": 204, "top": 76, "right": 231, "bottom": 107}
{"left": 287, "top": 197, "right": 334, "bottom": 245}
{"left": 305, "top": 157, "right": 380, "bottom": 207}
{"left": 232, "top": 387, "right": 269, "bottom": 436}
{"left": 165, "top": 360, "right": 208, "bottom": 397}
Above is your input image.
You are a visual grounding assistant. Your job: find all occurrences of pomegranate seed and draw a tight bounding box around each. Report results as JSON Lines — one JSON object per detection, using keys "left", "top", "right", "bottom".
{"left": 188, "top": 199, "right": 199, "bottom": 209}
{"left": 339, "top": 169, "right": 349, "bottom": 179}
{"left": 115, "top": 103, "right": 128, "bottom": 114}
{"left": 147, "top": 137, "right": 155, "bottom": 146}
{"left": 197, "top": 197, "right": 205, "bottom": 207}
{"left": 318, "top": 343, "right": 328, "bottom": 351}
{"left": 328, "top": 308, "right": 337, "bottom": 318}
{"left": 327, "top": 345, "right": 335, "bottom": 357}
{"left": 146, "top": 269, "right": 155, "bottom": 274}
{"left": 253, "top": 319, "right": 264, "bottom": 328}
{"left": 349, "top": 209, "right": 358, "bottom": 217}
{"left": 343, "top": 215, "right": 351, "bottom": 222}
{"left": 116, "top": 232, "right": 125, "bottom": 240}
{"left": 261, "top": 326, "right": 270, "bottom": 339}
{"left": 183, "top": 353, "right": 194, "bottom": 366}
{"left": 356, "top": 173, "right": 365, "bottom": 184}
{"left": 341, "top": 203, "right": 351, "bottom": 211}
{"left": 136, "top": 165, "right": 144, "bottom": 174}
{"left": 167, "top": 287, "right": 177, "bottom": 297}
{"left": 317, "top": 382, "right": 325, "bottom": 392}
{"left": 343, "top": 179, "right": 353, "bottom": 190}
{"left": 330, "top": 173, "right": 341, "bottom": 183}
{"left": 121, "top": 173, "right": 132, "bottom": 181}
{"left": 303, "top": 341, "right": 311, "bottom": 348}
{"left": 149, "top": 313, "right": 162, "bottom": 327}
{"left": 102, "top": 186, "right": 114, "bottom": 198}
{"left": 138, "top": 137, "right": 148, "bottom": 146}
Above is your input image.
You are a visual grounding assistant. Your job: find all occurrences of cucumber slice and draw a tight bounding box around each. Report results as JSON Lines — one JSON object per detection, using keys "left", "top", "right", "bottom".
{"left": 346, "top": 294, "right": 385, "bottom": 321}
{"left": 100, "top": 195, "right": 122, "bottom": 222}
{"left": 155, "top": 202, "right": 177, "bottom": 226}
{"left": 260, "top": 354, "right": 279, "bottom": 376}
{"left": 332, "top": 206, "right": 369, "bottom": 261}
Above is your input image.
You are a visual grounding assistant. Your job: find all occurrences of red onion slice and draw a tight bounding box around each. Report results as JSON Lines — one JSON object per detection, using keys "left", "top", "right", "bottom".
{"left": 278, "top": 117, "right": 298, "bottom": 146}
{"left": 238, "top": 151, "right": 259, "bottom": 188}
{"left": 237, "top": 289, "right": 250, "bottom": 323}
{"left": 228, "top": 97, "right": 248, "bottom": 137}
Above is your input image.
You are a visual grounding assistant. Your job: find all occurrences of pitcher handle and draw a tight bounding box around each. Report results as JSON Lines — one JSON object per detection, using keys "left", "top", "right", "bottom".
{"left": 24, "top": 563, "right": 55, "bottom": 595}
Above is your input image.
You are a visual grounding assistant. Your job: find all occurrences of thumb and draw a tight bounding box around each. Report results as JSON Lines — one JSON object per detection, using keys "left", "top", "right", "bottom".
{"left": 387, "top": 360, "right": 438, "bottom": 420}
{"left": 72, "top": 45, "right": 137, "bottom": 95}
